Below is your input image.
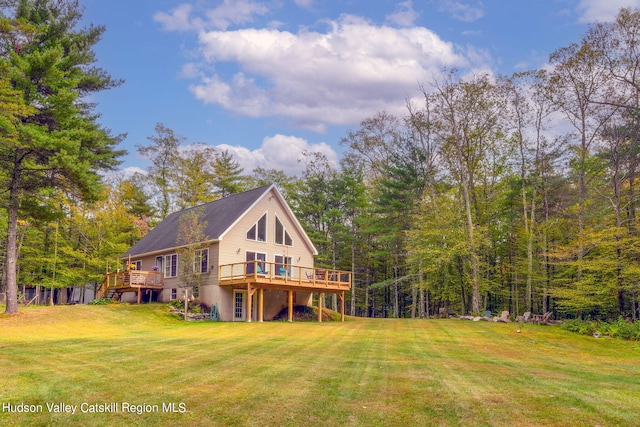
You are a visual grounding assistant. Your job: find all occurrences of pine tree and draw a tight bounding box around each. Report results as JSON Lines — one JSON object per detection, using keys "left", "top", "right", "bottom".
{"left": 0, "top": 0, "right": 124, "bottom": 314}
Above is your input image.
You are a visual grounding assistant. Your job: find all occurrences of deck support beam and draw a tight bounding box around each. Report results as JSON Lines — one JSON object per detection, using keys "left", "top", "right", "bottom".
{"left": 318, "top": 292, "right": 324, "bottom": 323}
{"left": 247, "top": 284, "right": 252, "bottom": 322}
{"left": 258, "top": 288, "right": 264, "bottom": 322}
{"left": 288, "top": 290, "right": 294, "bottom": 322}
{"left": 339, "top": 291, "right": 345, "bottom": 322}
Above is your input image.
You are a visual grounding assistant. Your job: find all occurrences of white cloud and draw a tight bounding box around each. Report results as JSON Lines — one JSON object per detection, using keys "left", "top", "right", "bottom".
{"left": 206, "top": 0, "right": 269, "bottom": 30}
{"left": 576, "top": 0, "right": 640, "bottom": 23}
{"left": 187, "top": 15, "right": 468, "bottom": 131}
{"left": 294, "top": 0, "right": 315, "bottom": 10}
{"left": 180, "top": 62, "right": 202, "bottom": 79}
{"left": 154, "top": 4, "right": 195, "bottom": 31}
{"left": 217, "top": 134, "right": 338, "bottom": 176}
{"left": 154, "top": 0, "right": 269, "bottom": 31}
{"left": 386, "top": 1, "right": 419, "bottom": 27}
{"left": 436, "top": 0, "right": 485, "bottom": 22}
{"left": 101, "top": 166, "right": 148, "bottom": 185}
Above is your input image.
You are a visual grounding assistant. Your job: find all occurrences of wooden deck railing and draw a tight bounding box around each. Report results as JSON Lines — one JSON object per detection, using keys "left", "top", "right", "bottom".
{"left": 97, "top": 270, "right": 164, "bottom": 299}
{"left": 219, "top": 261, "right": 351, "bottom": 292}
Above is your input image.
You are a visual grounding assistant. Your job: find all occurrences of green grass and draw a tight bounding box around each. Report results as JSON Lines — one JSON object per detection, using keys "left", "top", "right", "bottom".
{"left": 1, "top": 304, "right": 640, "bottom": 426}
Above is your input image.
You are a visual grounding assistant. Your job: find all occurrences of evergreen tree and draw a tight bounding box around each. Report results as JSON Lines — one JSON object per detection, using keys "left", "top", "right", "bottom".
{"left": 0, "top": 0, "right": 124, "bottom": 314}
{"left": 213, "top": 149, "right": 246, "bottom": 197}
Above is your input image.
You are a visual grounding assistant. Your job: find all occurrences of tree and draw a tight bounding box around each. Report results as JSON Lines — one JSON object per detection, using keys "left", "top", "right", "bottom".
{"left": 505, "top": 70, "right": 558, "bottom": 313}
{"left": 212, "top": 149, "right": 246, "bottom": 197}
{"left": 176, "top": 207, "right": 208, "bottom": 320}
{"left": 249, "top": 166, "right": 298, "bottom": 200}
{"left": 427, "top": 71, "right": 507, "bottom": 314}
{"left": 116, "top": 176, "right": 155, "bottom": 221}
{"left": 341, "top": 111, "right": 403, "bottom": 185}
{"left": 137, "top": 123, "right": 182, "bottom": 218}
{"left": 172, "top": 143, "right": 218, "bottom": 210}
{"left": 549, "top": 41, "right": 617, "bottom": 281}
{"left": 583, "top": 7, "right": 640, "bottom": 316}
{"left": 0, "top": 0, "right": 124, "bottom": 314}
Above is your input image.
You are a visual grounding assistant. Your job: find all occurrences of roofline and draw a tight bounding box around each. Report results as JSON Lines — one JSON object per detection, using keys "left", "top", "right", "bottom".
{"left": 122, "top": 238, "right": 220, "bottom": 260}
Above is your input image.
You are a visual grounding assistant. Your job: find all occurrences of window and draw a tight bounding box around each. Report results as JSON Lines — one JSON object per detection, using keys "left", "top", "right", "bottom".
{"left": 275, "top": 255, "right": 292, "bottom": 277}
{"left": 247, "top": 213, "right": 267, "bottom": 242}
{"left": 155, "top": 256, "right": 163, "bottom": 273}
{"left": 275, "top": 216, "right": 293, "bottom": 246}
{"left": 246, "top": 251, "right": 266, "bottom": 275}
{"left": 194, "top": 248, "right": 209, "bottom": 273}
{"left": 164, "top": 254, "right": 177, "bottom": 278}
{"left": 171, "top": 288, "right": 177, "bottom": 300}
{"left": 131, "top": 260, "right": 142, "bottom": 270}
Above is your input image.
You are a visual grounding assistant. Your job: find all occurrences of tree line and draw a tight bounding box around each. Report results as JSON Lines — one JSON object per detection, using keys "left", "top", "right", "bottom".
{"left": 2, "top": 1, "right": 640, "bottom": 320}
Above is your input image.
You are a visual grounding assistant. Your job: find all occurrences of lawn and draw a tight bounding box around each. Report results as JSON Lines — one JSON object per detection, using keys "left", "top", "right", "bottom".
{"left": 1, "top": 304, "right": 639, "bottom": 427}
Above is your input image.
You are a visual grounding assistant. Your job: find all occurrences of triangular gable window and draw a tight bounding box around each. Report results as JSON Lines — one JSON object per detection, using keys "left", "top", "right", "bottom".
{"left": 275, "top": 216, "right": 293, "bottom": 246}
{"left": 247, "top": 213, "right": 267, "bottom": 242}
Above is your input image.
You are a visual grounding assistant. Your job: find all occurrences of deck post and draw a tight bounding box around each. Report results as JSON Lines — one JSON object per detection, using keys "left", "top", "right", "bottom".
{"left": 232, "top": 290, "right": 235, "bottom": 322}
{"left": 258, "top": 288, "right": 264, "bottom": 322}
{"left": 318, "top": 292, "right": 324, "bottom": 323}
{"left": 340, "top": 291, "right": 345, "bottom": 322}
{"left": 288, "top": 290, "right": 293, "bottom": 322}
{"left": 247, "top": 284, "right": 252, "bottom": 322}
{"left": 137, "top": 289, "right": 141, "bottom": 304}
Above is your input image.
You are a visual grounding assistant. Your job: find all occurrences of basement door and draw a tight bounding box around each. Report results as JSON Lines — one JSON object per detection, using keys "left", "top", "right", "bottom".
{"left": 233, "top": 290, "right": 246, "bottom": 321}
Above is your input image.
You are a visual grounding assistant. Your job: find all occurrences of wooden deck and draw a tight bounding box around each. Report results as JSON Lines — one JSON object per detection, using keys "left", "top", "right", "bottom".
{"left": 219, "top": 261, "right": 352, "bottom": 322}
{"left": 219, "top": 261, "right": 351, "bottom": 292}
{"left": 97, "top": 271, "right": 164, "bottom": 302}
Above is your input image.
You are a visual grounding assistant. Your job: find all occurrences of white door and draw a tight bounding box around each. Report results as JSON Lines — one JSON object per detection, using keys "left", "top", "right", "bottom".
{"left": 234, "top": 291, "right": 246, "bottom": 321}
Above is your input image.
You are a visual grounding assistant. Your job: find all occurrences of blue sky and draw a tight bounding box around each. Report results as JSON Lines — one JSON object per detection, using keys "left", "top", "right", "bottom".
{"left": 80, "top": 0, "right": 640, "bottom": 176}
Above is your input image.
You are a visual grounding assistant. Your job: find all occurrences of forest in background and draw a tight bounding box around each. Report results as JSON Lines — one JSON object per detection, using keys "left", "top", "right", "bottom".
{"left": 4, "top": 4, "right": 640, "bottom": 320}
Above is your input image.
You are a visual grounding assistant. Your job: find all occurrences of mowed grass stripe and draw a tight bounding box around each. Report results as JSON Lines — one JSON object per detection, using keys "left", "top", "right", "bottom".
{"left": 1, "top": 304, "right": 640, "bottom": 426}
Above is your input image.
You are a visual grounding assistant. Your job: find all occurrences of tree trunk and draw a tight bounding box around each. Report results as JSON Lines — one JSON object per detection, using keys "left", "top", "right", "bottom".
{"left": 184, "top": 287, "right": 188, "bottom": 321}
{"left": 350, "top": 244, "right": 356, "bottom": 316}
{"left": 613, "top": 145, "right": 625, "bottom": 315}
{"left": 411, "top": 282, "right": 417, "bottom": 318}
{"left": 393, "top": 279, "right": 399, "bottom": 318}
{"left": 461, "top": 180, "right": 480, "bottom": 313}
{"left": 4, "top": 178, "right": 21, "bottom": 314}
{"left": 364, "top": 275, "right": 369, "bottom": 317}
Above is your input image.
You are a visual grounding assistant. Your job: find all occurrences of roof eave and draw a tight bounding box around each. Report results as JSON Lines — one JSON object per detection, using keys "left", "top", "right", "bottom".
{"left": 122, "top": 238, "right": 220, "bottom": 260}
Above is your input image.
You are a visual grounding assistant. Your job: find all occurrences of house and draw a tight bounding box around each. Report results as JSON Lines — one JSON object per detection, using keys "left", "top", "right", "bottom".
{"left": 97, "top": 184, "right": 351, "bottom": 321}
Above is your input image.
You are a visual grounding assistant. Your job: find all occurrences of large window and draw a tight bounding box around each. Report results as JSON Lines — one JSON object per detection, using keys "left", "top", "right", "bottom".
{"left": 194, "top": 248, "right": 209, "bottom": 273}
{"left": 246, "top": 251, "right": 267, "bottom": 275}
{"left": 246, "top": 213, "right": 267, "bottom": 242}
{"left": 275, "top": 255, "right": 292, "bottom": 277}
{"left": 275, "top": 216, "right": 293, "bottom": 246}
{"left": 164, "top": 254, "right": 177, "bottom": 278}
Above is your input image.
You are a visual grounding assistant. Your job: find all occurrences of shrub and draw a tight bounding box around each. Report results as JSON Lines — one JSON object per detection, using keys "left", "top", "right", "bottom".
{"left": 89, "top": 298, "right": 117, "bottom": 305}
{"left": 600, "top": 318, "right": 640, "bottom": 340}
{"left": 168, "top": 300, "right": 183, "bottom": 310}
{"left": 562, "top": 318, "right": 640, "bottom": 340}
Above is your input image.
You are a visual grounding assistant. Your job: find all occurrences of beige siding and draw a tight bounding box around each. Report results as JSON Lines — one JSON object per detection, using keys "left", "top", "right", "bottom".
{"left": 128, "top": 242, "right": 221, "bottom": 304}
{"left": 218, "top": 187, "right": 315, "bottom": 272}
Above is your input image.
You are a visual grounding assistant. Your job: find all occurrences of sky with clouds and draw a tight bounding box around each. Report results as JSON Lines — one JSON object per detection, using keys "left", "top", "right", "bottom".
{"left": 80, "top": 0, "right": 640, "bottom": 176}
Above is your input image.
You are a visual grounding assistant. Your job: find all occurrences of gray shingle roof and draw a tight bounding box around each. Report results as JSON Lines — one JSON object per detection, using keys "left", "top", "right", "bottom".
{"left": 123, "top": 184, "right": 273, "bottom": 257}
